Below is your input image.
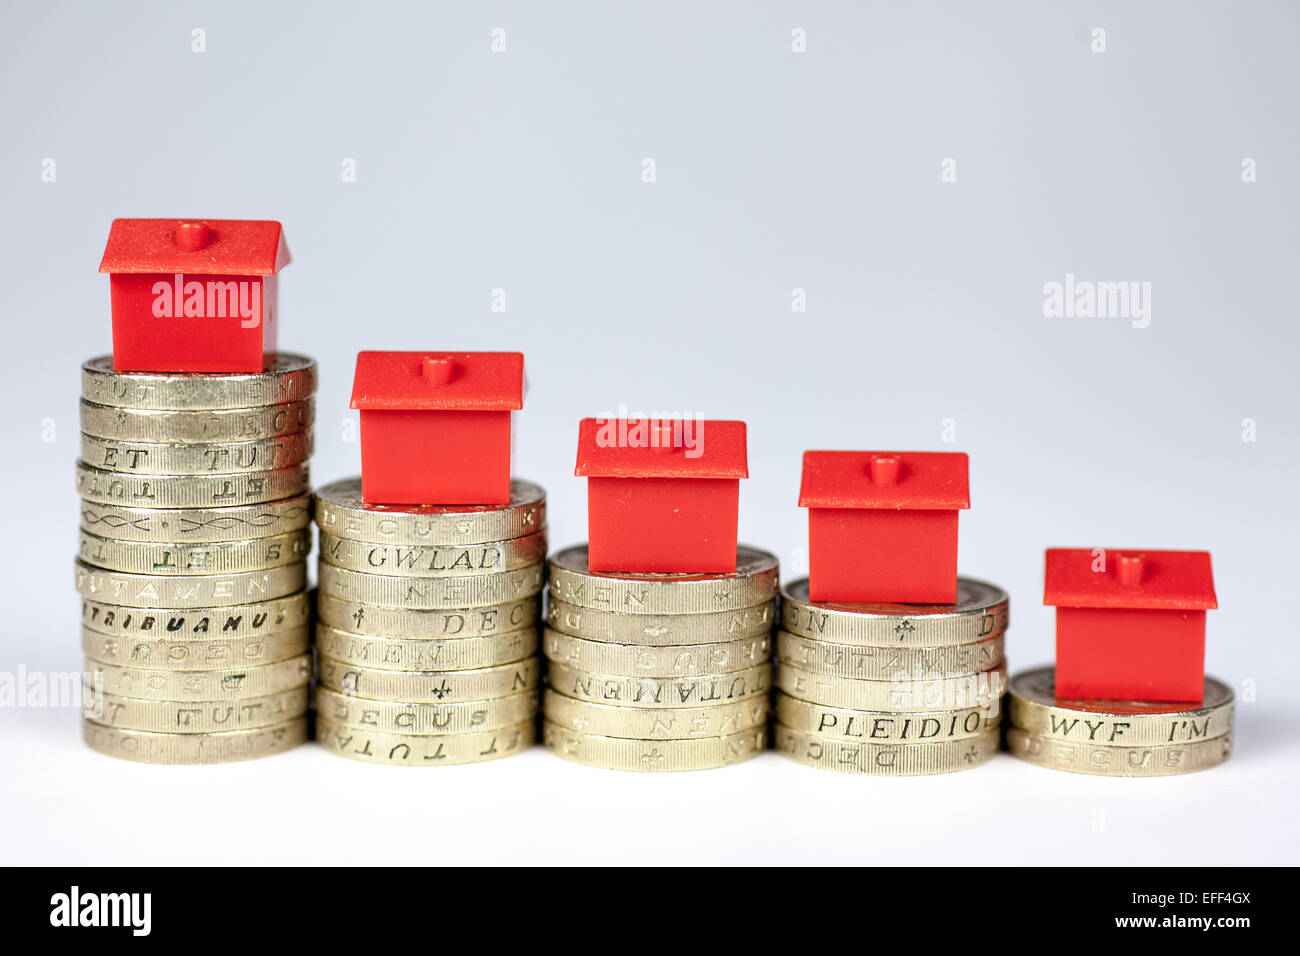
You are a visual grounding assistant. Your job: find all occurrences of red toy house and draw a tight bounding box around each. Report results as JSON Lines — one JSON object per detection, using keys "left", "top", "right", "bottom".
{"left": 1046, "top": 548, "right": 1217, "bottom": 703}
{"left": 351, "top": 351, "right": 523, "bottom": 506}
{"left": 575, "top": 418, "right": 747, "bottom": 574}
{"left": 99, "top": 219, "right": 289, "bottom": 373}
{"left": 798, "top": 451, "right": 970, "bottom": 604}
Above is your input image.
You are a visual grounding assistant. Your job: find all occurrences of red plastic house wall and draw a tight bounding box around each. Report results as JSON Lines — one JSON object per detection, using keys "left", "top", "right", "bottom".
{"left": 351, "top": 351, "right": 523, "bottom": 506}
{"left": 575, "top": 418, "right": 747, "bottom": 574}
{"left": 1046, "top": 548, "right": 1217, "bottom": 703}
{"left": 799, "top": 451, "right": 970, "bottom": 604}
{"left": 99, "top": 219, "right": 289, "bottom": 373}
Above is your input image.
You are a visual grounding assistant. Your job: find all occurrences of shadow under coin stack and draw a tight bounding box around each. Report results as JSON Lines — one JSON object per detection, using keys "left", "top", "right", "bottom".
{"left": 543, "top": 545, "right": 777, "bottom": 772}
{"left": 773, "top": 579, "right": 1009, "bottom": 774}
{"left": 76, "top": 355, "right": 317, "bottom": 763}
{"left": 312, "top": 478, "right": 547, "bottom": 766}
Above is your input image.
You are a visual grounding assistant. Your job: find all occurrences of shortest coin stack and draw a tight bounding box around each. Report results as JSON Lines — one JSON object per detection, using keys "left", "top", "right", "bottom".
{"left": 543, "top": 545, "right": 777, "bottom": 772}
{"left": 1004, "top": 666, "right": 1233, "bottom": 776}
{"left": 772, "top": 578, "right": 1009, "bottom": 775}
{"left": 77, "top": 355, "right": 317, "bottom": 763}
{"left": 312, "top": 477, "right": 547, "bottom": 766}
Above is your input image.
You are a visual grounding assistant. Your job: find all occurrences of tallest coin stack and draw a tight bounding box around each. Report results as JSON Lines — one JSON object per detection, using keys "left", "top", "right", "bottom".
{"left": 76, "top": 355, "right": 318, "bottom": 763}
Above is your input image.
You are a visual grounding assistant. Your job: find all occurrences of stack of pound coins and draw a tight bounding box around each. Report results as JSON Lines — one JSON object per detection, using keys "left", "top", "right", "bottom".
{"left": 543, "top": 545, "right": 778, "bottom": 772}
{"left": 75, "top": 354, "right": 317, "bottom": 763}
{"left": 311, "top": 478, "right": 546, "bottom": 766}
{"left": 772, "top": 577, "right": 1009, "bottom": 775}
{"left": 1004, "top": 666, "right": 1233, "bottom": 776}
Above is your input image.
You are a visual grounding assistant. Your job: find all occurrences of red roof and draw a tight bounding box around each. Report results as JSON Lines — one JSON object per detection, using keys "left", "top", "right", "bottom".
{"left": 575, "top": 418, "right": 748, "bottom": 478}
{"left": 99, "top": 219, "right": 289, "bottom": 275}
{"left": 350, "top": 351, "right": 524, "bottom": 411}
{"left": 1044, "top": 548, "right": 1217, "bottom": 610}
{"left": 798, "top": 451, "right": 969, "bottom": 510}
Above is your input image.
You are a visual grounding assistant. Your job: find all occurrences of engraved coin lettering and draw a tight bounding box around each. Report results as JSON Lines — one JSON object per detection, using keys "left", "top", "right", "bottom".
{"left": 77, "top": 528, "right": 311, "bottom": 575}
{"left": 81, "top": 626, "right": 309, "bottom": 669}
{"left": 81, "top": 354, "right": 316, "bottom": 410}
{"left": 314, "top": 477, "right": 546, "bottom": 545}
{"left": 318, "top": 530, "right": 546, "bottom": 577}
{"left": 548, "top": 545, "right": 779, "bottom": 614}
{"left": 316, "top": 655, "right": 541, "bottom": 703}
{"left": 314, "top": 687, "right": 538, "bottom": 735}
{"left": 80, "top": 397, "right": 314, "bottom": 443}
{"left": 316, "top": 593, "right": 541, "bottom": 641}
{"left": 1005, "top": 725, "right": 1232, "bottom": 777}
{"left": 81, "top": 593, "right": 311, "bottom": 639}
{"left": 75, "top": 560, "right": 306, "bottom": 608}
{"left": 780, "top": 577, "right": 1009, "bottom": 646}
{"left": 547, "top": 662, "right": 771, "bottom": 709}
{"left": 82, "top": 717, "right": 308, "bottom": 764}
{"left": 775, "top": 661, "right": 1006, "bottom": 712}
{"left": 773, "top": 691, "right": 997, "bottom": 742}
{"left": 315, "top": 719, "right": 536, "bottom": 766}
{"left": 772, "top": 723, "right": 1001, "bottom": 775}
{"left": 84, "top": 686, "right": 309, "bottom": 733}
{"left": 85, "top": 653, "right": 312, "bottom": 701}
{"left": 315, "top": 623, "right": 538, "bottom": 672}
{"left": 76, "top": 461, "right": 310, "bottom": 508}
{"left": 317, "top": 561, "right": 544, "bottom": 609}
{"left": 544, "top": 690, "right": 767, "bottom": 740}
{"left": 775, "top": 629, "right": 1004, "bottom": 680}
{"left": 543, "top": 721, "right": 766, "bottom": 772}
{"left": 546, "top": 598, "right": 775, "bottom": 646}
{"left": 80, "top": 432, "right": 312, "bottom": 476}
{"left": 1006, "top": 666, "right": 1233, "bottom": 746}
{"left": 544, "top": 628, "right": 770, "bottom": 677}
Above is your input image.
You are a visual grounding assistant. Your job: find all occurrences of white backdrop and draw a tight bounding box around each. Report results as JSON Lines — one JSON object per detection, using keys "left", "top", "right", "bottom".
{"left": 1, "top": 1, "right": 1296, "bottom": 864}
